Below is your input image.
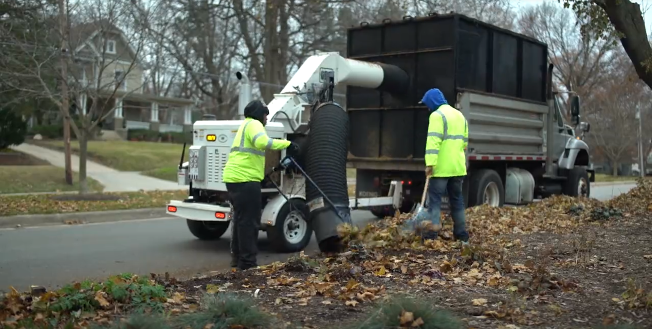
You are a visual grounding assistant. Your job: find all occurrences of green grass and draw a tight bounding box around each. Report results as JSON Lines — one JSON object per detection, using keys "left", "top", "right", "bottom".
{"left": 33, "top": 140, "right": 188, "bottom": 172}
{"left": 0, "top": 190, "right": 187, "bottom": 216}
{"left": 595, "top": 173, "right": 637, "bottom": 182}
{"left": 32, "top": 141, "right": 358, "bottom": 183}
{"left": 0, "top": 166, "right": 103, "bottom": 194}
{"left": 143, "top": 166, "right": 179, "bottom": 182}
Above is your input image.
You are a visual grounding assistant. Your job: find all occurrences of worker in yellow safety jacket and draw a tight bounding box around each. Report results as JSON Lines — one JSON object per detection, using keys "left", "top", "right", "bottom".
{"left": 222, "top": 100, "right": 299, "bottom": 270}
{"left": 418, "top": 88, "right": 469, "bottom": 245}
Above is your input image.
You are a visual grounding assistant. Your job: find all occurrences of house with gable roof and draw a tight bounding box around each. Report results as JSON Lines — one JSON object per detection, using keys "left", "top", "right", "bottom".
{"left": 68, "top": 19, "right": 196, "bottom": 138}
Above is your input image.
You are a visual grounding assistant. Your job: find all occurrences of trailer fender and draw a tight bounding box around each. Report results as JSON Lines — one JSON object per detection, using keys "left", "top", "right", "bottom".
{"left": 261, "top": 194, "right": 306, "bottom": 227}
{"left": 558, "top": 139, "right": 590, "bottom": 170}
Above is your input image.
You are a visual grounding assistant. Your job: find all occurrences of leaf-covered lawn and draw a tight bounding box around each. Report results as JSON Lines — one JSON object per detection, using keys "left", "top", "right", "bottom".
{"left": 0, "top": 190, "right": 188, "bottom": 216}
{"left": 0, "top": 166, "right": 104, "bottom": 194}
{"left": 31, "top": 140, "right": 188, "bottom": 172}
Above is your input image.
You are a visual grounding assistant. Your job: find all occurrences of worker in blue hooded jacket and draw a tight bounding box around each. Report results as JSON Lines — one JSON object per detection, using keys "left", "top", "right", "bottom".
{"left": 418, "top": 88, "right": 470, "bottom": 245}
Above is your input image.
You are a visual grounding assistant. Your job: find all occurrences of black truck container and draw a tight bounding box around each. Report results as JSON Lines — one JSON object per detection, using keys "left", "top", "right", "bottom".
{"left": 346, "top": 13, "right": 548, "bottom": 161}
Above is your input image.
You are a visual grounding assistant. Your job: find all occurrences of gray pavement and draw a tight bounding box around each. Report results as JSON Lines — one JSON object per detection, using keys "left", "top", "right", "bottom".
{"left": 10, "top": 144, "right": 181, "bottom": 192}
{"left": 0, "top": 211, "right": 377, "bottom": 291}
{"left": 0, "top": 183, "right": 636, "bottom": 291}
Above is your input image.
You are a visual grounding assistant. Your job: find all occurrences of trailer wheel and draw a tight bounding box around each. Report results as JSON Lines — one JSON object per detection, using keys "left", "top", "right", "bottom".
{"left": 467, "top": 169, "right": 504, "bottom": 207}
{"left": 267, "top": 199, "right": 313, "bottom": 253}
{"left": 186, "top": 220, "right": 230, "bottom": 240}
{"left": 563, "top": 167, "right": 590, "bottom": 198}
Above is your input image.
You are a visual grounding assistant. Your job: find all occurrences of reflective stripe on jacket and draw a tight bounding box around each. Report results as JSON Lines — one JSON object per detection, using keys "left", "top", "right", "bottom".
{"left": 425, "top": 104, "right": 468, "bottom": 177}
{"left": 222, "top": 118, "right": 291, "bottom": 183}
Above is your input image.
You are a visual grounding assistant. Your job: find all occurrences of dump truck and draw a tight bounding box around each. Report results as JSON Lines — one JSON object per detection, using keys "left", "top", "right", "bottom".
{"left": 345, "top": 14, "right": 594, "bottom": 218}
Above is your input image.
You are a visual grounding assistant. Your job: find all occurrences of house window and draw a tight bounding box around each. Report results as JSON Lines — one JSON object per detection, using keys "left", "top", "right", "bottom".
{"left": 105, "top": 39, "right": 116, "bottom": 54}
{"left": 114, "top": 70, "right": 127, "bottom": 91}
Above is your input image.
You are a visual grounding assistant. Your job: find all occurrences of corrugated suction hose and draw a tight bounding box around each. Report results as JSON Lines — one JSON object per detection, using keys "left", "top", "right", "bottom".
{"left": 305, "top": 102, "right": 350, "bottom": 253}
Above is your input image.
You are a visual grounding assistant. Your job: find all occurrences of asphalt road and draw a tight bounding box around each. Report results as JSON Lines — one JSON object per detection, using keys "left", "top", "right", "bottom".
{"left": 0, "top": 183, "right": 636, "bottom": 291}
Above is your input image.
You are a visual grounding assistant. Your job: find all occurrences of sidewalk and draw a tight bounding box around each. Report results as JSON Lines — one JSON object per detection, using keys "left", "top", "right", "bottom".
{"left": 10, "top": 144, "right": 182, "bottom": 193}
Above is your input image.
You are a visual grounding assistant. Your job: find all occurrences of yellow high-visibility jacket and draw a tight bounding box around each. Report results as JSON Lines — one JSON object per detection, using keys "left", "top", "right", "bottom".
{"left": 222, "top": 118, "right": 291, "bottom": 183}
{"left": 425, "top": 104, "right": 468, "bottom": 177}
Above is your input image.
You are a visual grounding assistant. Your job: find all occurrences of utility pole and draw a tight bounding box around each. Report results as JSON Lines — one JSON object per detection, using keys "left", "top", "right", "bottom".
{"left": 58, "top": 0, "right": 73, "bottom": 185}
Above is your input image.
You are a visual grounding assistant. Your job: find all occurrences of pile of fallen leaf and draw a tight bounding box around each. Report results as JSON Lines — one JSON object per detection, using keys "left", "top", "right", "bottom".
{"left": 0, "top": 190, "right": 188, "bottom": 216}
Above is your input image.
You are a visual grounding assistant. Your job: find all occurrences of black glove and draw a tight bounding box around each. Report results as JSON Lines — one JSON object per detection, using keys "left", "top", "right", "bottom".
{"left": 288, "top": 141, "right": 300, "bottom": 154}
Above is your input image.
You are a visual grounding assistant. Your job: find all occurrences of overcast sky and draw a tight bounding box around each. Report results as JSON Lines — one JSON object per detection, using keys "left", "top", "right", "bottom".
{"left": 511, "top": 0, "right": 652, "bottom": 30}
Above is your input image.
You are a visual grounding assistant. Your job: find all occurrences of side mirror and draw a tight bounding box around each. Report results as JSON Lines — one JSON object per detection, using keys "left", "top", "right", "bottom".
{"left": 570, "top": 95, "right": 580, "bottom": 117}
{"left": 579, "top": 121, "right": 590, "bottom": 133}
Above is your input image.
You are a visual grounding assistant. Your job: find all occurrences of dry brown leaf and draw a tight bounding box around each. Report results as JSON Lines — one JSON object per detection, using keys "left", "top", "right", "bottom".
{"left": 94, "top": 291, "right": 110, "bottom": 308}
{"left": 472, "top": 298, "right": 488, "bottom": 306}
{"left": 399, "top": 310, "right": 414, "bottom": 324}
{"left": 345, "top": 300, "right": 359, "bottom": 307}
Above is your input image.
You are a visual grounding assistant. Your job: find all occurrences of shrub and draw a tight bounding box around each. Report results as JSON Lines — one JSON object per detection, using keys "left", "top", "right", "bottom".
{"left": 31, "top": 124, "right": 63, "bottom": 139}
{"left": 0, "top": 108, "right": 28, "bottom": 149}
{"left": 344, "top": 295, "right": 464, "bottom": 329}
{"left": 162, "top": 131, "right": 192, "bottom": 144}
{"left": 127, "top": 129, "right": 160, "bottom": 142}
{"left": 174, "top": 293, "right": 276, "bottom": 329}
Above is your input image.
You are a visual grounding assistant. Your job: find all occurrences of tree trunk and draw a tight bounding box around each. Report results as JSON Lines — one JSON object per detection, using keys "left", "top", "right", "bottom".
{"left": 58, "top": 0, "right": 73, "bottom": 186}
{"left": 601, "top": 0, "right": 652, "bottom": 90}
{"left": 612, "top": 162, "right": 618, "bottom": 176}
{"left": 78, "top": 129, "right": 89, "bottom": 194}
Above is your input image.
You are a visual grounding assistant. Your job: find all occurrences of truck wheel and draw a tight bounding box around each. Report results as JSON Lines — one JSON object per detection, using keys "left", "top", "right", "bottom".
{"left": 186, "top": 220, "right": 230, "bottom": 240}
{"left": 467, "top": 169, "right": 504, "bottom": 207}
{"left": 563, "top": 167, "right": 590, "bottom": 197}
{"left": 267, "top": 199, "right": 313, "bottom": 253}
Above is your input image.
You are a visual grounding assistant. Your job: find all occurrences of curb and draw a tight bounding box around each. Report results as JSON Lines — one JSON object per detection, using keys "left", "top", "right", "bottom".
{"left": 0, "top": 208, "right": 173, "bottom": 229}
{"left": 592, "top": 181, "right": 636, "bottom": 186}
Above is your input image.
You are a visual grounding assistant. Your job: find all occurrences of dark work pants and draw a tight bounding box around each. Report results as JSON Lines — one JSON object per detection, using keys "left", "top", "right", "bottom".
{"left": 226, "top": 182, "right": 262, "bottom": 270}
{"left": 425, "top": 176, "right": 469, "bottom": 242}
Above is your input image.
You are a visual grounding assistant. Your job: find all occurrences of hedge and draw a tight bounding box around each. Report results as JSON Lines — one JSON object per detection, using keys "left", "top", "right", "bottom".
{"left": 127, "top": 129, "right": 192, "bottom": 144}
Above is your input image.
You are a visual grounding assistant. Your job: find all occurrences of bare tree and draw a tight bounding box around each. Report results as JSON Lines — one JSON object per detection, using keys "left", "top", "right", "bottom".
{"left": 412, "top": 0, "right": 516, "bottom": 29}
{"left": 587, "top": 52, "right": 645, "bottom": 175}
{"left": 1, "top": 0, "right": 149, "bottom": 193}
{"left": 129, "top": 0, "right": 241, "bottom": 119}
{"left": 518, "top": 1, "right": 616, "bottom": 119}
{"left": 230, "top": 0, "right": 357, "bottom": 101}
{"left": 559, "top": 0, "right": 652, "bottom": 92}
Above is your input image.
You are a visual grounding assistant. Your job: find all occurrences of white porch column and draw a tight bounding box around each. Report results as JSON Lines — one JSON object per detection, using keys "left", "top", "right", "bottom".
{"left": 184, "top": 106, "right": 192, "bottom": 125}
{"left": 114, "top": 98, "right": 123, "bottom": 118}
{"left": 80, "top": 93, "right": 88, "bottom": 116}
{"left": 151, "top": 102, "right": 159, "bottom": 122}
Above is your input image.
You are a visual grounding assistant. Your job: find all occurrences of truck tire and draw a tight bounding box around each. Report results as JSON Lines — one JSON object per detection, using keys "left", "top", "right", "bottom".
{"left": 467, "top": 169, "right": 504, "bottom": 207}
{"left": 267, "top": 199, "right": 313, "bottom": 253}
{"left": 186, "top": 220, "right": 230, "bottom": 240}
{"left": 563, "top": 167, "right": 590, "bottom": 197}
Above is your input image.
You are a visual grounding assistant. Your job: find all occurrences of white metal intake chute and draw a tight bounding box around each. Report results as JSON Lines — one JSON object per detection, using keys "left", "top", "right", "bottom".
{"left": 266, "top": 52, "right": 408, "bottom": 133}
